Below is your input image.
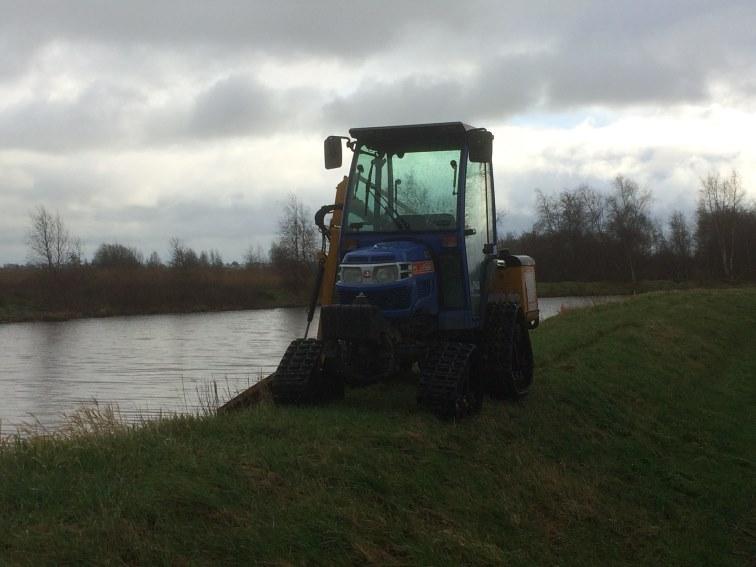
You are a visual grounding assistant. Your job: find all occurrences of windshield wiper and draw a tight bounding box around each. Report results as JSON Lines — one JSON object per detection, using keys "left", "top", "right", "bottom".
{"left": 361, "top": 156, "right": 409, "bottom": 231}
{"left": 385, "top": 201, "right": 410, "bottom": 230}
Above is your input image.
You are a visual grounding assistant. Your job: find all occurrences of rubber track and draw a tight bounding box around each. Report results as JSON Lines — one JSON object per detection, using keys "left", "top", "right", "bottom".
{"left": 418, "top": 342, "right": 476, "bottom": 418}
{"left": 271, "top": 338, "right": 324, "bottom": 404}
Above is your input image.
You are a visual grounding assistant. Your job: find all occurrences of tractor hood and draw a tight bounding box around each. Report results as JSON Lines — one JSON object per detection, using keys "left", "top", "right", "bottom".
{"left": 341, "top": 240, "right": 431, "bottom": 265}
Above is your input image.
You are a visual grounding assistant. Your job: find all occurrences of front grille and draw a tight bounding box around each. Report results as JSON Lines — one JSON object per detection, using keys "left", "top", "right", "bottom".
{"left": 337, "top": 286, "right": 412, "bottom": 310}
{"left": 343, "top": 254, "right": 395, "bottom": 264}
{"left": 371, "top": 254, "right": 395, "bottom": 263}
{"left": 417, "top": 279, "right": 432, "bottom": 298}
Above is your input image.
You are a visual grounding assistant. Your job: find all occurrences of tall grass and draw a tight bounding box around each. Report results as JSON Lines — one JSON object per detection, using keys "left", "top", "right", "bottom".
{"left": 0, "top": 375, "right": 262, "bottom": 442}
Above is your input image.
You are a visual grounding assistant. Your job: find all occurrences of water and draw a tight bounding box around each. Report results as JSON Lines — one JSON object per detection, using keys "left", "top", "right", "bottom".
{"left": 0, "top": 296, "right": 622, "bottom": 434}
{"left": 537, "top": 295, "right": 625, "bottom": 320}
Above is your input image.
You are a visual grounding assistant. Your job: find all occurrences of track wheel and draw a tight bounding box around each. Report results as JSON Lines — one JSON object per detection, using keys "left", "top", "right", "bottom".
{"left": 418, "top": 342, "right": 483, "bottom": 419}
{"left": 484, "top": 302, "right": 534, "bottom": 399}
{"left": 272, "top": 338, "right": 342, "bottom": 404}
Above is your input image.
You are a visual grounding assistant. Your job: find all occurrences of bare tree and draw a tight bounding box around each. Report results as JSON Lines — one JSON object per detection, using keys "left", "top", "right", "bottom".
{"left": 275, "top": 194, "right": 317, "bottom": 264}
{"left": 244, "top": 244, "right": 267, "bottom": 267}
{"left": 606, "top": 176, "right": 653, "bottom": 284}
{"left": 27, "top": 206, "right": 79, "bottom": 270}
{"left": 534, "top": 190, "right": 561, "bottom": 234}
{"left": 168, "top": 237, "right": 199, "bottom": 269}
{"left": 168, "top": 237, "right": 185, "bottom": 268}
{"left": 147, "top": 251, "right": 162, "bottom": 268}
{"left": 92, "top": 243, "right": 143, "bottom": 268}
{"left": 697, "top": 170, "right": 745, "bottom": 279}
{"left": 668, "top": 211, "right": 693, "bottom": 280}
{"left": 199, "top": 250, "right": 210, "bottom": 267}
{"left": 581, "top": 185, "right": 606, "bottom": 235}
{"left": 208, "top": 249, "right": 224, "bottom": 268}
{"left": 535, "top": 185, "right": 604, "bottom": 236}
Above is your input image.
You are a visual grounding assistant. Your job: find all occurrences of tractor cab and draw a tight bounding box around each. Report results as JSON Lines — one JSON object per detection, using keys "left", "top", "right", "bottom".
{"left": 271, "top": 122, "right": 539, "bottom": 419}
{"left": 329, "top": 122, "right": 497, "bottom": 330}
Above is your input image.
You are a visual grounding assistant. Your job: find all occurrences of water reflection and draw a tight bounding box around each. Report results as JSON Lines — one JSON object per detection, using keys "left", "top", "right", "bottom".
{"left": 0, "top": 297, "right": 621, "bottom": 433}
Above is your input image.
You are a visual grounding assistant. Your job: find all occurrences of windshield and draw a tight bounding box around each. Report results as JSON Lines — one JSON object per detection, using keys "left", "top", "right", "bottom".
{"left": 345, "top": 145, "right": 461, "bottom": 233}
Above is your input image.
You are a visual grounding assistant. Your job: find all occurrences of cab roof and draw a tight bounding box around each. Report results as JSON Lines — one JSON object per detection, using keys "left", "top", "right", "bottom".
{"left": 348, "top": 122, "right": 477, "bottom": 152}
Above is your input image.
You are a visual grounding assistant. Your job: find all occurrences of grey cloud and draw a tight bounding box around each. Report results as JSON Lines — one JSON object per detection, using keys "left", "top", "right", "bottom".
{"left": 0, "top": 1, "right": 753, "bottom": 153}
{"left": 0, "top": 72, "right": 306, "bottom": 150}
{"left": 2, "top": 1, "right": 753, "bottom": 88}
{"left": 320, "top": 1, "right": 755, "bottom": 125}
{"left": 185, "top": 75, "right": 281, "bottom": 138}
{"left": 324, "top": 41, "right": 730, "bottom": 130}
{"left": 321, "top": 55, "right": 544, "bottom": 129}
{"left": 0, "top": 82, "right": 149, "bottom": 151}
{"left": 0, "top": 1, "right": 480, "bottom": 60}
{"left": 323, "top": 76, "right": 466, "bottom": 127}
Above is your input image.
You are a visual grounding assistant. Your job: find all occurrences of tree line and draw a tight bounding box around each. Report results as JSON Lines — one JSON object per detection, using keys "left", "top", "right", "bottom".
{"left": 25, "top": 206, "right": 236, "bottom": 271}
{"left": 18, "top": 173, "right": 756, "bottom": 285}
{"left": 500, "top": 170, "right": 755, "bottom": 283}
{"left": 22, "top": 193, "right": 320, "bottom": 277}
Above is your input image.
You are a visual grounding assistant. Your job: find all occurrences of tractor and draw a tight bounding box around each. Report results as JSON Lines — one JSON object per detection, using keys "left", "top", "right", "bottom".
{"left": 271, "top": 122, "right": 539, "bottom": 418}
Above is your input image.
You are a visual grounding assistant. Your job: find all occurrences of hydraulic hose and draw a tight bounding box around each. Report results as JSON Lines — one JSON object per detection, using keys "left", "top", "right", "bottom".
{"left": 314, "top": 203, "right": 342, "bottom": 239}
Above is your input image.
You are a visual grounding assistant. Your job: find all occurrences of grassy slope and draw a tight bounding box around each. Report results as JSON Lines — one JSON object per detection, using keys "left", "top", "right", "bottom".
{"left": 535, "top": 279, "right": 747, "bottom": 297}
{"left": 1, "top": 290, "right": 754, "bottom": 565}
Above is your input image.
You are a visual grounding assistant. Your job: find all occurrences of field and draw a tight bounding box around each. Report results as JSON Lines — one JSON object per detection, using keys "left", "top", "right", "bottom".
{"left": 1, "top": 289, "right": 754, "bottom": 565}
{"left": 535, "top": 279, "right": 749, "bottom": 297}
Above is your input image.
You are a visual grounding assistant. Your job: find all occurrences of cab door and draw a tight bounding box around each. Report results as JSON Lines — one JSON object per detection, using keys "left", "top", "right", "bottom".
{"left": 464, "top": 160, "right": 495, "bottom": 315}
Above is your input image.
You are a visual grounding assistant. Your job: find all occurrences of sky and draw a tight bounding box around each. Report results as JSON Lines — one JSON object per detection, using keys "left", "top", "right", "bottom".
{"left": 1, "top": 0, "right": 755, "bottom": 264}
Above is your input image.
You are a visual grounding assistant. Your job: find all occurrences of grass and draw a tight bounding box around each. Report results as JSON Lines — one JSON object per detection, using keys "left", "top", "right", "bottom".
{"left": 1, "top": 289, "right": 755, "bottom": 565}
{"left": 535, "top": 279, "right": 749, "bottom": 297}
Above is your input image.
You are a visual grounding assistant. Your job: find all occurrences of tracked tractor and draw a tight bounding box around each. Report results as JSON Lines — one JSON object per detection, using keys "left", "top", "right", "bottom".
{"left": 272, "top": 122, "right": 539, "bottom": 418}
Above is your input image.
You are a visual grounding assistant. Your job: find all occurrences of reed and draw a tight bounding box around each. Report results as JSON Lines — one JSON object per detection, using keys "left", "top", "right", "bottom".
{"left": 0, "top": 264, "right": 311, "bottom": 323}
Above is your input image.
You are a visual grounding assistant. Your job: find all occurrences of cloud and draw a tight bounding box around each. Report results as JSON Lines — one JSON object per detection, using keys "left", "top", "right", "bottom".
{"left": 0, "top": 70, "right": 315, "bottom": 151}
{"left": 0, "top": 82, "right": 149, "bottom": 151}
{"left": 0, "top": 1, "right": 473, "bottom": 65}
{"left": 0, "top": 131, "right": 344, "bottom": 263}
{"left": 1, "top": 1, "right": 755, "bottom": 262}
{"left": 187, "top": 75, "right": 277, "bottom": 137}
{"left": 492, "top": 106, "right": 756, "bottom": 234}
{"left": 1, "top": 1, "right": 754, "bottom": 153}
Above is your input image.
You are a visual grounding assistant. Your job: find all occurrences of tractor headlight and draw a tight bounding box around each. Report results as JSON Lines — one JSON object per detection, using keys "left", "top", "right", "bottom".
{"left": 341, "top": 267, "right": 363, "bottom": 284}
{"left": 373, "top": 265, "right": 399, "bottom": 284}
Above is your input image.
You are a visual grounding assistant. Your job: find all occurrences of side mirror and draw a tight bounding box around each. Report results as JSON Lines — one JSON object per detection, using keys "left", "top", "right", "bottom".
{"left": 467, "top": 129, "right": 493, "bottom": 163}
{"left": 324, "top": 136, "right": 343, "bottom": 169}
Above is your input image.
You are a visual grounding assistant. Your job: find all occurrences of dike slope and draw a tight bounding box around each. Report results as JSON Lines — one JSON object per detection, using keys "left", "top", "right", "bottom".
{"left": 1, "top": 289, "right": 754, "bottom": 565}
